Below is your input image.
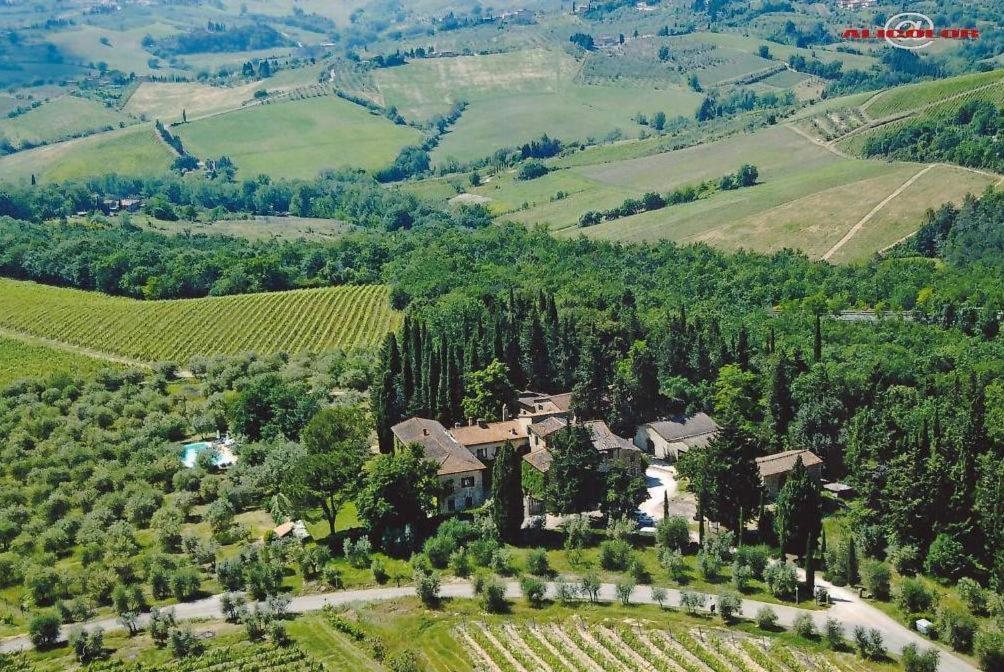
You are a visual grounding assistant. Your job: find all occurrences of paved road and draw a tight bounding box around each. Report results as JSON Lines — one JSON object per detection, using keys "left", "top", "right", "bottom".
{"left": 0, "top": 578, "right": 977, "bottom": 672}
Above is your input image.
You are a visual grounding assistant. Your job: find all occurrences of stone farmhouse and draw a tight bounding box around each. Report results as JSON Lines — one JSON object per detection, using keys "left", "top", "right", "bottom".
{"left": 392, "top": 391, "right": 644, "bottom": 516}
{"left": 756, "top": 449, "right": 823, "bottom": 495}
{"left": 522, "top": 416, "right": 644, "bottom": 515}
{"left": 633, "top": 413, "right": 720, "bottom": 461}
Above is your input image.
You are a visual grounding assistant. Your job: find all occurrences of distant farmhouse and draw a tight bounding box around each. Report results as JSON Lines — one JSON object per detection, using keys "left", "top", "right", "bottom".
{"left": 756, "top": 449, "right": 823, "bottom": 495}
{"left": 634, "top": 413, "right": 720, "bottom": 461}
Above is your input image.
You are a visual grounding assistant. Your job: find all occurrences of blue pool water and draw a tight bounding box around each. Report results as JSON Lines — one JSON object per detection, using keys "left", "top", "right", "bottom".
{"left": 181, "top": 442, "right": 222, "bottom": 468}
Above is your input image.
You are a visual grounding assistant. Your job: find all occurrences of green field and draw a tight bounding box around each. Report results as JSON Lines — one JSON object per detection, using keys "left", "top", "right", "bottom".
{"left": 46, "top": 22, "right": 183, "bottom": 77}
{"left": 501, "top": 124, "right": 844, "bottom": 228}
{"left": 123, "top": 63, "right": 330, "bottom": 123}
{"left": 0, "top": 335, "right": 115, "bottom": 387}
{"left": 0, "top": 279, "right": 402, "bottom": 363}
{"left": 864, "top": 68, "right": 1004, "bottom": 118}
{"left": 471, "top": 122, "right": 1001, "bottom": 261}
{"left": 0, "top": 124, "right": 174, "bottom": 183}
{"left": 2, "top": 94, "right": 133, "bottom": 148}
{"left": 173, "top": 96, "right": 422, "bottom": 178}
{"left": 370, "top": 48, "right": 702, "bottom": 163}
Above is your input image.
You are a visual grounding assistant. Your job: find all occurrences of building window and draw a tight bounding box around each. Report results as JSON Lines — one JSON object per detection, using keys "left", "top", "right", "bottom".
{"left": 444, "top": 479, "right": 455, "bottom": 494}
{"left": 460, "top": 476, "right": 475, "bottom": 488}
{"left": 476, "top": 448, "right": 486, "bottom": 459}
{"left": 465, "top": 496, "right": 473, "bottom": 509}
{"left": 447, "top": 498, "right": 455, "bottom": 512}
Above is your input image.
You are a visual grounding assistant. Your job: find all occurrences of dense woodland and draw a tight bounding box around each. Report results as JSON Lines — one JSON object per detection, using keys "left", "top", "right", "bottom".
{"left": 863, "top": 100, "right": 1004, "bottom": 173}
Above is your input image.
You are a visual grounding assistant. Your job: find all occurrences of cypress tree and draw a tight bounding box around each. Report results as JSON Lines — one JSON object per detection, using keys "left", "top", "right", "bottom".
{"left": 490, "top": 441, "right": 523, "bottom": 543}
{"left": 847, "top": 534, "right": 859, "bottom": 585}
{"left": 662, "top": 491, "right": 669, "bottom": 519}
{"left": 813, "top": 313, "right": 822, "bottom": 363}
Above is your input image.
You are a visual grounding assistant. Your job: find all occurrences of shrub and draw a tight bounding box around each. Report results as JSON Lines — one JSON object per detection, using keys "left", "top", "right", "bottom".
{"left": 764, "top": 562, "right": 797, "bottom": 599}
{"left": 555, "top": 575, "right": 580, "bottom": 605}
{"left": 732, "top": 562, "right": 753, "bottom": 591}
{"left": 889, "top": 544, "right": 922, "bottom": 576}
{"left": 600, "top": 539, "right": 633, "bottom": 571}
{"left": 655, "top": 516, "right": 690, "bottom": 551}
{"left": 615, "top": 579, "right": 635, "bottom": 606}
{"left": 902, "top": 643, "right": 939, "bottom": 672}
{"left": 371, "top": 558, "right": 389, "bottom": 584}
{"left": 344, "top": 537, "right": 372, "bottom": 569}
{"left": 937, "top": 605, "right": 977, "bottom": 652}
{"left": 169, "top": 626, "right": 202, "bottom": 658}
{"left": 480, "top": 575, "right": 508, "bottom": 614}
{"left": 658, "top": 547, "right": 687, "bottom": 581}
{"left": 717, "top": 592, "right": 742, "bottom": 623}
{"left": 861, "top": 559, "right": 892, "bottom": 600}
{"left": 853, "top": 626, "right": 885, "bottom": 660}
{"left": 69, "top": 626, "right": 104, "bottom": 663}
{"left": 414, "top": 569, "right": 440, "bottom": 607}
{"left": 697, "top": 548, "right": 722, "bottom": 580}
{"left": 651, "top": 585, "right": 668, "bottom": 608}
{"left": 756, "top": 606, "right": 778, "bottom": 630}
{"left": 680, "top": 589, "right": 707, "bottom": 614}
{"left": 520, "top": 575, "right": 546, "bottom": 607}
{"left": 925, "top": 534, "right": 968, "bottom": 581}
{"left": 27, "top": 611, "right": 61, "bottom": 648}
{"left": 793, "top": 613, "right": 817, "bottom": 638}
{"left": 975, "top": 630, "right": 1004, "bottom": 672}
{"left": 895, "top": 578, "right": 934, "bottom": 614}
{"left": 957, "top": 577, "right": 988, "bottom": 616}
{"left": 734, "top": 544, "right": 771, "bottom": 579}
{"left": 516, "top": 160, "right": 548, "bottom": 181}
{"left": 824, "top": 617, "right": 844, "bottom": 650}
{"left": 220, "top": 592, "right": 246, "bottom": 623}
{"left": 489, "top": 547, "right": 515, "bottom": 576}
{"left": 526, "top": 548, "right": 550, "bottom": 576}
{"left": 629, "top": 558, "right": 651, "bottom": 584}
{"left": 448, "top": 549, "right": 471, "bottom": 577}
{"left": 422, "top": 535, "right": 453, "bottom": 569}
{"left": 269, "top": 620, "right": 290, "bottom": 646}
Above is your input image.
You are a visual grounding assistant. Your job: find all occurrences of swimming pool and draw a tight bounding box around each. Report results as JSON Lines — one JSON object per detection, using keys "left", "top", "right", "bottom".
{"left": 181, "top": 441, "right": 235, "bottom": 468}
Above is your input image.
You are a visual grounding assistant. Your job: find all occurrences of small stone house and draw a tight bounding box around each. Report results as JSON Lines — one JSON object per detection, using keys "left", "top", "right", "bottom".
{"left": 634, "top": 413, "right": 720, "bottom": 461}
{"left": 756, "top": 449, "right": 824, "bottom": 496}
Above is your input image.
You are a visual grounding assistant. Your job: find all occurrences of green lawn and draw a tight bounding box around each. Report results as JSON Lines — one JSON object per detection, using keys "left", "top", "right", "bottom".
{"left": 174, "top": 96, "right": 422, "bottom": 178}
{"left": 0, "top": 124, "right": 174, "bottom": 184}
{"left": 2, "top": 95, "right": 134, "bottom": 149}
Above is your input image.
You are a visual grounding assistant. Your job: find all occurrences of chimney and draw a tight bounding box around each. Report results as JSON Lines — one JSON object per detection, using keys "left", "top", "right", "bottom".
{"left": 422, "top": 428, "right": 429, "bottom": 436}
{"left": 477, "top": 418, "right": 487, "bottom": 429}
{"left": 502, "top": 405, "right": 509, "bottom": 421}
{"left": 510, "top": 428, "right": 517, "bottom": 435}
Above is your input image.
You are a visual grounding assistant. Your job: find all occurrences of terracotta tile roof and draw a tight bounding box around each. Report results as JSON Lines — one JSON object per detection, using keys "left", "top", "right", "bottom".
{"left": 392, "top": 418, "right": 486, "bottom": 475}
{"left": 645, "top": 413, "right": 720, "bottom": 446}
{"left": 517, "top": 391, "right": 574, "bottom": 416}
{"left": 273, "top": 522, "right": 294, "bottom": 538}
{"left": 528, "top": 415, "right": 568, "bottom": 438}
{"left": 448, "top": 419, "right": 528, "bottom": 447}
{"left": 523, "top": 450, "right": 554, "bottom": 473}
{"left": 756, "top": 449, "right": 823, "bottom": 478}
{"left": 585, "top": 420, "right": 640, "bottom": 454}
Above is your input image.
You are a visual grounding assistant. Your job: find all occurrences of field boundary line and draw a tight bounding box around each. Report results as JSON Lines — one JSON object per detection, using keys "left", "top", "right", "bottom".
{"left": 783, "top": 123, "right": 850, "bottom": 158}
{"left": 0, "top": 325, "right": 151, "bottom": 370}
{"left": 821, "top": 163, "right": 938, "bottom": 261}
{"left": 874, "top": 164, "right": 1004, "bottom": 255}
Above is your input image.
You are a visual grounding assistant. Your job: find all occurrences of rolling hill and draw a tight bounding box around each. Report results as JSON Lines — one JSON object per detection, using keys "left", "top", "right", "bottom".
{"left": 0, "top": 279, "right": 402, "bottom": 364}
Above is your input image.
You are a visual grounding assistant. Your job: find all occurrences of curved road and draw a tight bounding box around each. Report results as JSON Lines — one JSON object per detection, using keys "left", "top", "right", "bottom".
{"left": 0, "top": 578, "right": 976, "bottom": 672}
